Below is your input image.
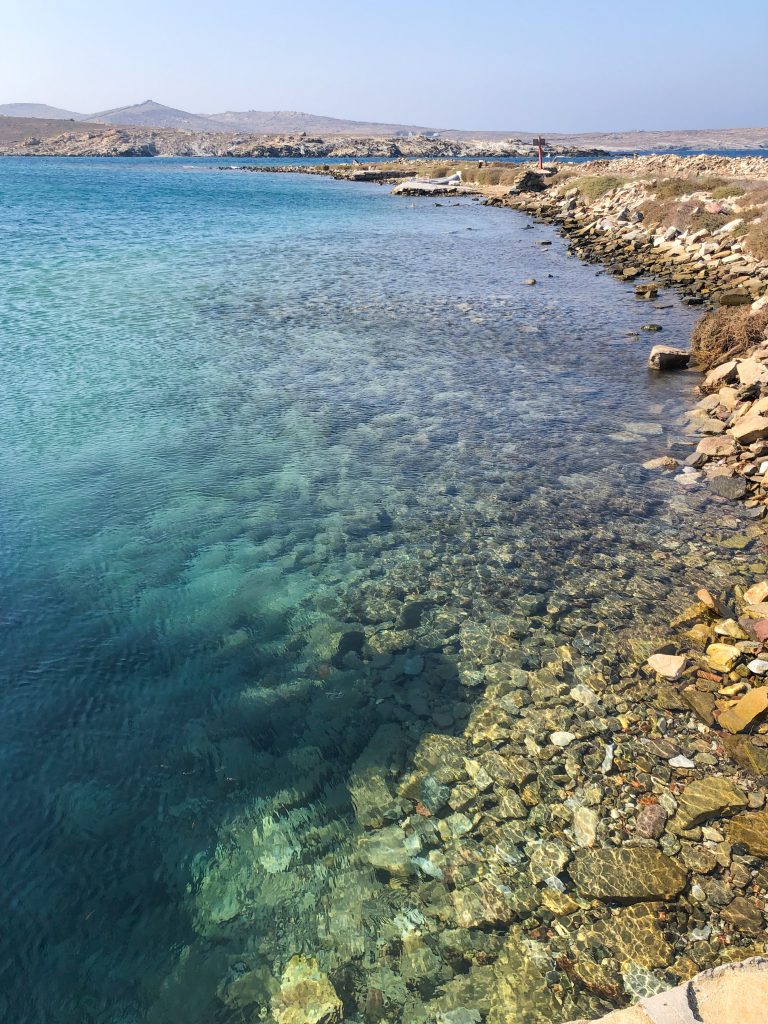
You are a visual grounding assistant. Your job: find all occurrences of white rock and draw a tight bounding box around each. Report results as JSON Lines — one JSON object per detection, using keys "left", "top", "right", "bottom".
{"left": 748, "top": 659, "right": 768, "bottom": 675}
{"left": 550, "top": 731, "right": 576, "bottom": 747}
{"left": 669, "top": 754, "right": 696, "bottom": 769}
{"left": 573, "top": 806, "right": 599, "bottom": 848}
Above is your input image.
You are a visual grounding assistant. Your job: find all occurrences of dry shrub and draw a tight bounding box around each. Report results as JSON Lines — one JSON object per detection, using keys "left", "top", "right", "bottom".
{"left": 461, "top": 165, "right": 526, "bottom": 187}
{"left": 711, "top": 184, "right": 745, "bottom": 200}
{"left": 688, "top": 210, "right": 729, "bottom": 233}
{"left": 740, "top": 184, "right": 768, "bottom": 207}
{"left": 746, "top": 219, "right": 768, "bottom": 261}
{"left": 572, "top": 175, "right": 625, "bottom": 200}
{"left": 652, "top": 176, "right": 729, "bottom": 199}
{"left": 691, "top": 307, "right": 768, "bottom": 369}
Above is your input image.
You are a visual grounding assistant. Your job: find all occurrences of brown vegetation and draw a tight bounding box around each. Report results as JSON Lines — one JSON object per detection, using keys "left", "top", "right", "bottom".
{"left": 691, "top": 307, "right": 768, "bottom": 369}
{"left": 566, "top": 175, "right": 624, "bottom": 199}
{"left": 745, "top": 218, "right": 768, "bottom": 260}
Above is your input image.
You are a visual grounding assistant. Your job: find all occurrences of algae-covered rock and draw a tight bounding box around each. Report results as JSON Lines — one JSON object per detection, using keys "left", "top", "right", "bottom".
{"left": 726, "top": 808, "right": 768, "bottom": 858}
{"left": 570, "top": 848, "right": 687, "bottom": 900}
{"left": 271, "top": 956, "right": 342, "bottom": 1024}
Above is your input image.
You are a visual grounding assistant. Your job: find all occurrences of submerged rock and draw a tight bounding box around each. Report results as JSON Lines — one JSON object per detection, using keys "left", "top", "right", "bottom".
{"left": 674, "top": 777, "right": 748, "bottom": 829}
{"left": 272, "top": 956, "right": 342, "bottom": 1024}
{"left": 570, "top": 848, "right": 687, "bottom": 900}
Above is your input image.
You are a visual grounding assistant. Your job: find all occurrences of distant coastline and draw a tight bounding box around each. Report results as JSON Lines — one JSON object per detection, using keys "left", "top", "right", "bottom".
{"left": 0, "top": 109, "right": 766, "bottom": 159}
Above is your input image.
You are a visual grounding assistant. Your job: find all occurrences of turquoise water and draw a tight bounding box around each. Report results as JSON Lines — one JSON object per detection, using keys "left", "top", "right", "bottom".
{"left": 0, "top": 157, "right": 749, "bottom": 1023}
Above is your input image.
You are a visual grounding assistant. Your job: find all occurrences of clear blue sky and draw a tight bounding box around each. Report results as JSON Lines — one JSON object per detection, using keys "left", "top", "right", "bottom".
{"left": 3, "top": 0, "right": 766, "bottom": 131}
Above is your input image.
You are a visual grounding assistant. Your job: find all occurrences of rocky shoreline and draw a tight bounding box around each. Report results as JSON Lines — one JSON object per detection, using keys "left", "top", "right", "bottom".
{"left": 0, "top": 124, "right": 609, "bottom": 159}
{"left": 226, "top": 156, "right": 768, "bottom": 1024}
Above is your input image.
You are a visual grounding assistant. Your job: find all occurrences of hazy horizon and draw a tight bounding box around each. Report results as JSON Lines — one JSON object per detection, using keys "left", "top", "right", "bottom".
{"left": 3, "top": 0, "right": 767, "bottom": 132}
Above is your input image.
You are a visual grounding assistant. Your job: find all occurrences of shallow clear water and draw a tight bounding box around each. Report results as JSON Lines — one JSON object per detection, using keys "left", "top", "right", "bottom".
{"left": 0, "top": 157, "right": 751, "bottom": 1023}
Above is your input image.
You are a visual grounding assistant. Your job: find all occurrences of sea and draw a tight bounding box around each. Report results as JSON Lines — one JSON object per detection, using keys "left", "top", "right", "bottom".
{"left": 0, "top": 156, "right": 756, "bottom": 1023}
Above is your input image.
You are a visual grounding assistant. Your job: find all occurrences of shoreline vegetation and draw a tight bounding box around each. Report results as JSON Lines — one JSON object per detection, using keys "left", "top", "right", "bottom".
{"left": 225, "top": 155, "right": 768, "bottom": 1024}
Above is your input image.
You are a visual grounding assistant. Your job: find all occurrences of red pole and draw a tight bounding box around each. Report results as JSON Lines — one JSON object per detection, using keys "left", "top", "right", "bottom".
{"left": 538, "top": 138, "right": 543, "bottom": 169}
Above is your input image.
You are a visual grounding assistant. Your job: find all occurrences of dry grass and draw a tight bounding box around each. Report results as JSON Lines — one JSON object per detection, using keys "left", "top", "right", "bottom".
{"left": 746, "top": 218, "right": 768, "bottom": 260}
{"left": 639, "top": 198, "right": 728, "bottom": 234}
{"left": 460, "top": 165, "right": 526, "bottom": 187}
{"left": 691, "top": 307, "right": 768, "bottom": 369}
{"left": 652, "top": 176, "right": 730, "bottom": 199}
{"left": 571, "top": 175, "right": 625, "bottom": 200}
{"left": 711, "top": 184, "right": 746, "bottom": 200}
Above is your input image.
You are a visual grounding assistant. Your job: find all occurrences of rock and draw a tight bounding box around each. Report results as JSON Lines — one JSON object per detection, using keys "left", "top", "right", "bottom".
{"left": 357, "top": 825, "right": 411, "bottom": 875}
{"left": 731, "top": 415, "right": 768, "bottom": 444}
{"left": 720, "top": 291, "right": 753, "bottom": 307}
{"left": 487, "top": 926, "right": 560, "bottom": 1024}
{"left": 523, "top": 278, "right": 536, "bottom": 285}
{"left": 669, "top": 754, "right": 696, "bottom": 769}
{"left": 696, "top": 435, "right": 739, "bottom": 458}
{"left": 641, "top": 323, "right": 663, "bottom": 332}
{"left": 642, "top": 456, "right": 679, "bottom": 470}
{"left": 745, "top": 581, "right": 768, "bottom": 605}
{"left": 550, "top": 730, "right": 576, "bottom": 747}
{"left": 708, "top": 475, "right": 748, "bottom": 500}
{"left": 271, "top": 956, "right": 342, "bottom": 1024}
{"left": 648, "top": 345, "right": 690, "bottom": 370}
{"left": 647, "top": 653, "right": 687, "bottom": 679}
{"left": 675, "top": 777, "right": 748, "bottom": 829}
{"left": 528, "top": 839, "right": 571, "bottom": 882}
{"left": 737, "top": 358, "right": 768, "bottom": 387}
{"left": 451, "top": 876, "right": 536, "bottom": 928}
{"left": 722, "top": 896, "right": 765, "bottom": 935}
{"left": 715, "top": 619, "right": 749, "bottom": 640}
{"left": 727, "top": 808, "right": 768, "bottom": 857}
{"left": 420, "top": 775, "right": 451, "bottom": 814}
{"left": 702, "top": 359, "right": 739, "bottom": 391}
{"left": 570, "top": 847, "right": 687, "bottom": 900}
{"left": 723, "top": 734, "right": 768, "bottom": 776}
{"left": 573, "top": 806, "right": 599, "bottom": 848}
{"left": 579, "top": 903, "right": 672, "bottom": 969}
{"left": 718, "top": 687, "right": 768, "bottom": 733}
{"left": 635, "top": 803, "right": 668, "bottom": 839}
{"left": 706, "top": 643, "right": 741, "bottom": 673}
{"left": 750, "top": 659, "right": 768, "bottom": 674}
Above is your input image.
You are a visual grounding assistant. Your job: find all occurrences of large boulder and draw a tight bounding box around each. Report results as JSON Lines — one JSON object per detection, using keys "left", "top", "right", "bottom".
{"left": 648, "top": 345, "right": 690, "bottom": 370}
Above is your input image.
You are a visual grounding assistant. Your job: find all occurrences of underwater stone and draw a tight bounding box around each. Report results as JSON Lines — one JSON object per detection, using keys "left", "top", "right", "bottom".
{"left": 726, "top": 809, "right": 768, "bottom": 858}
{"left": 357, "top": 824, "right": 412, "bottom": 875}
{"left": 271, "top": 956, "right": 342, "bottom": 1024}
{"left": 580, "top": 903, "right": 672, "bottom": 969}
{"left": 570, "top": 848, "right": 687, "bottom": 900}
{"left": 674, "top": 777, "right": 748, "bottom": 830}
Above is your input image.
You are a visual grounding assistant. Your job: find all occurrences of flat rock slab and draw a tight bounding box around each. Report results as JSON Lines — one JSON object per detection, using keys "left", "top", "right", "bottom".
{"left": 570, "top": 848, "right": 687, "bottom": 900}
{"left": 718, "top": 687, "right": 768, "bottom": 733}
{"left": 674, "top": 777, "right": 747, "bottom": 829}
{"left": 565, "top": 956, "right": 768, "bottom": 1024}
{"left": 647, "top": 653, "right": 687, "bottom": 679}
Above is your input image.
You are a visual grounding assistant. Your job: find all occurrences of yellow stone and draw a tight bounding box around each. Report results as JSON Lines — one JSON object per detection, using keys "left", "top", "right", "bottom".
{"left": 706, "top": 643, "right": 741, "bottom": 673}
{"left": 744, "top": 580, "right": 768, "bottom": 605}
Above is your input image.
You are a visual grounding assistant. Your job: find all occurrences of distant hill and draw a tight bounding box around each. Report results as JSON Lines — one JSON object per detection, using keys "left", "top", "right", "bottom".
{"left": 85, "top": 100, "right": 232, "bottom": 132}
{"left": 209, "top": 109, "right": 440, "bottom": 137}
{"left": 0, "top": 102, "right": 86, "bottom": 120}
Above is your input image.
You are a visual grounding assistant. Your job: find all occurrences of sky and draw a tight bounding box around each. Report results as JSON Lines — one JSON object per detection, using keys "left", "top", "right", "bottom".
{"left": 2, "top": 0, "right": 767, "bottom": 132}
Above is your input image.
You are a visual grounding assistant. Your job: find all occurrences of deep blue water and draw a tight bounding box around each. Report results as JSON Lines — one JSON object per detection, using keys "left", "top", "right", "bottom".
{"left": 0, "top": 157, "right": 752, "bottom": 1023}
